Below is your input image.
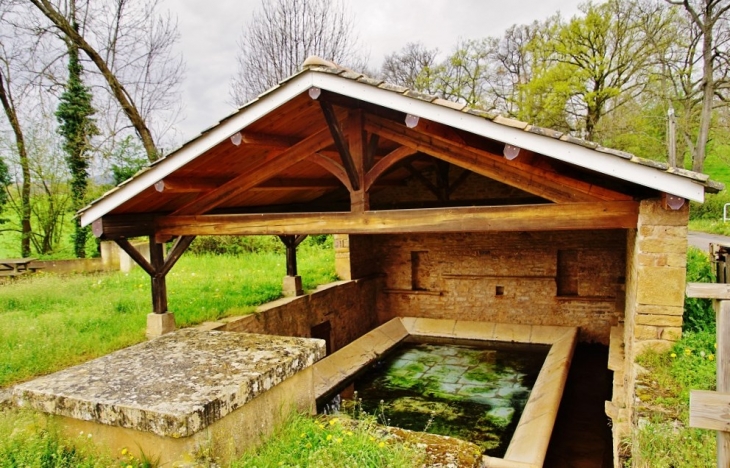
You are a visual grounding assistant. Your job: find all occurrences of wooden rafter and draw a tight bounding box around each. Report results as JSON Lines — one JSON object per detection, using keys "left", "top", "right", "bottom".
{"left": 308, "top": 152, "right": 354, "bottom": 192}
{"left": 250, "top": 178, "right": 343, "bottom": 191}
{"left": 319, "top": 101, "right": 359, "bottom": 190}
{"left": 403, "top": 162, "right": 441, "bottom": 199}
{"left": 241, "top": 132, "right": 299, "bottom": 148}
{"left": 364, "top": 146, "right": 418, "bottom": 191}
{"left": 154, "top": 177, "right": 226, "bottom": 193}
{"left": 154, "top": 201, "right": 639, "bottom": 238}
{"left": 170, "top": 127, "right": 333, "bottom": 216}
{"left": 364, "top": 114, "right": 632, "bottom": 204}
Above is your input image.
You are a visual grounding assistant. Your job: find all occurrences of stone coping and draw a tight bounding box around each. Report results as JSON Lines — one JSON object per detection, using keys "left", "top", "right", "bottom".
{"left": 312, "top": 317, "right": 577, "bottom": 468}
{"left": 13, "top": 329, "right": 325, "bottom": 438}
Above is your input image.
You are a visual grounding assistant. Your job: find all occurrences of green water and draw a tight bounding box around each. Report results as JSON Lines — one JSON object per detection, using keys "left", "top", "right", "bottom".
{"left": 351, "top": 341, "right": 549, "bottom": 457}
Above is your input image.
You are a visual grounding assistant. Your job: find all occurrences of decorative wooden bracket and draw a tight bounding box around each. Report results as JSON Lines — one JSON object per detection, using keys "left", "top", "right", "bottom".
{"left": 278, "top": 235, "right": 308, "bottom": 276}
{"left": 115, "top": 235, "right": 196, "bottom": 314}
{"left": 319, "top": 101, "right": 360, "bottom": 191}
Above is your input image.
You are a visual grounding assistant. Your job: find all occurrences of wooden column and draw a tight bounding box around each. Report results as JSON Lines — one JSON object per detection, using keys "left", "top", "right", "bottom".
{"left": 114, "top": 236, "right": 196, "bottom": 336}
{"left": 278, "top": 235, "right": 307, "bottom": 296}
{"left": 347, "top": 110, "right": 368, "bottom": 212}
{"left": 687, "top": 283, "right": 730, "bottom": 465}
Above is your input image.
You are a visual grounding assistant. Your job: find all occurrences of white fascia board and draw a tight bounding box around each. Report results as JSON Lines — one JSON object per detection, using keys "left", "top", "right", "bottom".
{"left": 312, "top": 73, "right": 706, "bottom": 203}
{"left": 80, "top": 73, "right": 317, "bottom": 227}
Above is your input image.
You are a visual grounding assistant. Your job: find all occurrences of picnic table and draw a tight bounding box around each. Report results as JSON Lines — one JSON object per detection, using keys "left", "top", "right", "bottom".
{"left": 0, "top": 258, "right": 38, "bottom": 277}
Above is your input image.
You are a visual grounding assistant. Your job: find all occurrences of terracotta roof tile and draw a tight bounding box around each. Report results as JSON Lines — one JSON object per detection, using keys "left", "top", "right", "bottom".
{"left": 493, "top": 115, "right": 529, "bottom": 129}
{"left": 404, "top": 89, "right": 439, "bottom": 102}
{"left": 465, "top": 108, "right": 497, "bottom": 120}
{"left": 433, "top": 98, "right": 467, "bottom": 111}
{"left": 527, "top": 125, "right": 563, "bottom": 139}
{"left": 596, "top": 146, "right": 633, "bottom": 160}
{"left": 378, "top": 82, "right": 409, "bottom": 94}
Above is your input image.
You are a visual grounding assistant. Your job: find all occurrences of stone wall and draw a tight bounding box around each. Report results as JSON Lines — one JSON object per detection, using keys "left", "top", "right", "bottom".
{"left": 211, "top": 277, "right": 379, "bottom": 354}
{"left": 608, "top": 198, "right": 689, "bottom": 465}
{"left": 348, "top": 230, "right": 626, "bottom": 344}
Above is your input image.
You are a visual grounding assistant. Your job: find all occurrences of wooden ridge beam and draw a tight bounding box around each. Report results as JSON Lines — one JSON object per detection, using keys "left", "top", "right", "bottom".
{"left": 154, "top": 201, "right": 639, "bottom": 238}
{"left": 171, "top": 127, "right": 333, "bottom": 216}
{"left": 250, "top": 177, "right": 344, "bottom": 191}
{"left": 319, "top": 102, "right": 360, "bottom": 190}
{"left": 364, "top": 114, "right": 631, "bottom": 204}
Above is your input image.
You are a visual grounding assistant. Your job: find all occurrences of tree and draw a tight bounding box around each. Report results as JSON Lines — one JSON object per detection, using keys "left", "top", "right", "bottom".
{"left": 27, "top": 0, "right": 184, "bottom": 163}
{"left": 0, "top": 53, "right": 33, "bottom": 257}
{"left": 56, "top": 11, "right": 97, "bottom": 258}
{"left": 523, "top": 0, "right": 658, "bottom": 140}
{"left": 381, "top": 42, "right": 440, "bottom": 95}
{"left": 665, "top": 0, "right": 730, "bottom": 172}
{"left": 231, "top": 0, "right": 367, "bottom": 104}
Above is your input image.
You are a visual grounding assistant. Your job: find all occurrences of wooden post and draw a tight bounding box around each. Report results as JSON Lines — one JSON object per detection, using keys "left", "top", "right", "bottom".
{"left": 687, "top": 283, "right": 730, "bottom": 465}
{"left": 278, "top": 235, "right": 307, "bottom": 296}
{"left": 149, "top": 238, "right": 167, "bottom": 314}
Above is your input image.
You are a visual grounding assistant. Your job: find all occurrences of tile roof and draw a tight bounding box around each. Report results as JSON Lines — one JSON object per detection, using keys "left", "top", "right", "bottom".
{"left": 78, "top": 57, "right": 723, "bottom": 220}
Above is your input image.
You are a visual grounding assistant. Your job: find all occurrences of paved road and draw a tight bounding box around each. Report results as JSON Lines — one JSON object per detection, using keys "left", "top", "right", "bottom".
{"left": 688, "top": 230, "right": 730, "bottom": 252}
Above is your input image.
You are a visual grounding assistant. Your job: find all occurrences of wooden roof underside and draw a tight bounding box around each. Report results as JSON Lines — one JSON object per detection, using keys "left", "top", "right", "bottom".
{"left": 92, "top": 90, "right": 652, "bottom": 240}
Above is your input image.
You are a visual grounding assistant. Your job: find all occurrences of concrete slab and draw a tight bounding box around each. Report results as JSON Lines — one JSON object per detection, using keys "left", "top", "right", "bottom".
{"left": 14, "top": 329, "right": 325, "bottom": 438}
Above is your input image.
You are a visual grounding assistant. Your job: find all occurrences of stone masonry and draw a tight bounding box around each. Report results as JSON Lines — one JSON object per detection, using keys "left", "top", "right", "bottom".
{"left": 609, "top": 198, "right": 689, "bottom": 466}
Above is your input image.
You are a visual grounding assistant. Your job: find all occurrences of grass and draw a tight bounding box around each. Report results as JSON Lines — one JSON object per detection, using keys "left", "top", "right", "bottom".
{"left": 631, "top": 330, "right": 717, "bottom": 467}
{"left": 230, "top": 413, "right": 425, "bottom": 468}
{"left": 0, "top": 243, "right": 336, "bottom": 388}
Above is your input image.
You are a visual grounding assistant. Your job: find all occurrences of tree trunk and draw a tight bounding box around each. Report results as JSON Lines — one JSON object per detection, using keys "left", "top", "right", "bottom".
{"left": 29, "top": 0, "right": 159, "bottom": 162}
{"left": 0, "top": 70, "right": 32, "bottom": 256}
{"left": 693, "top": 25, "right": 714, "bottom": 173}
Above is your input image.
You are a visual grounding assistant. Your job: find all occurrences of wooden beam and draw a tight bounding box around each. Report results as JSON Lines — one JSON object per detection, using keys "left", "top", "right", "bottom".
{"left": 686, "top": 282, "right": 730, "bottom": 299}
{"left": 691, "top": 390, "right": 730, "bottom": 432}
{"left": 319, "top": 102, "right": 359, "bottom": 190}
{"left": 114, "top": 238, "right": 155, "bottom": 276}
{"left": 346, "top": 110, "right": 368, "bottom": 211}
{"left": 364, "top": 146, "right": 418, "bottom": 191}
{"left": 448, "top": 169, "right": 471, "bottom": 197}
{"left": 155, "top": 201, "right": 639, "bottom": 237}
{"left": 171, "top": 127, "right": 333, "bottom": 215}
{"left": 159, "top": 235, "right": 196, "bottom": 277}
{"left": 364, "top": 114, "right": 631, "bottom": 204}
{"left": 240, "top": 132, "right": 299, "bottom": 148}
{"left": 308, "top": 153, "right": 353, "bottom": 192}
{"left": 250, "top": 178, "right": 343, "bottom": 191}
{"left": 149, "top": 238, "right": 167, "bottom": 314}
{"left": 404, "top": 162, "right": 441, "bottom": 199}
{"left": 155, "top": 177, "right": 226, "bottom": 193}
{"left": 93, "top": 214, "right": 157, "bottom": 239}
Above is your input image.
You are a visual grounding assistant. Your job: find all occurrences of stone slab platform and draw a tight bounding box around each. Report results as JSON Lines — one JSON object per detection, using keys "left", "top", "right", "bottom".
{"left": 14, "top": 329, "right": 326, "bottom": 438}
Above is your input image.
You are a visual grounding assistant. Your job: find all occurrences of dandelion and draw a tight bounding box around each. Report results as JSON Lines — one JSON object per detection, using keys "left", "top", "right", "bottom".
{"left": 329, "top": 418, "right": 339, "bottom": 425}
{"left": 378, "top": 441, "right": 385, "bottom": 448}
{"left": 684, "top": 348, "right": 692, "bottom": 356}
{"left": 121, "top": 448, "right": 129, "bottom": 456}
{"left": 300, "top": 433, "right": 306, "bottom": 438}
{"left": 278, "top": 462, "right": 285, "bottom": 466}
{"left": 126, "top": 465, "right": 133, "bottom": 468}
{"left": 709, "top": 354, "right": 715, "bottom": 361}
{"left": 318, "top": 423, "right": 325, "bottom": 429}
{"left": 346, "top": 431, "right": 354, "bottom": 436}
{"left": 670, "top": 353, "right": 677, "bottom": 358}
{"left": 326, "top": 434, "right": 333, "bottom": 441}
{"left": 335, "top": 437, "right": 342, "bottom": 443}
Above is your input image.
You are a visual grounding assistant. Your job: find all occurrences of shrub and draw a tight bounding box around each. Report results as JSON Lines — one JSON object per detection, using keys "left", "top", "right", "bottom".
{"left": 189, "top": 235, "right": 284, "bottom": 256}
{"left": 689, "top": 191, "right": 730, "bottom": 221}
{"left": 684, "top": 247, "right": 716, "bottom": 333}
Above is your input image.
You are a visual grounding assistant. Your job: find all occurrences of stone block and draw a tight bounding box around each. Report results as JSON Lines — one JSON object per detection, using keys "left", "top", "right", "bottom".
{"left": 638, "top": 225, "right": 688, "bottom": 239}
{"left": 282, "top": 275, "right": 303, "bottom": 297}
{"left": 494, "top": 323, "right": 533, "bottom": 343}
{"left": 661, "top": 327, "right": 682, "bottom": 341}
{"left": 637, "top": 237, "right": 688, "bottom": 254}
{"left": 146, "top": 312, "right": 175, "bottom": 339}
{"left": 637, "top": 199, "right": 689, "bottom": 227}
{"left": 633, "top": 339, "right": 674, "bottom": 355}
{"left": 634, "top": 325, "right": 660, "bottom": 340}
{"left": 410, "top": 318, "right": 456, "bottom": 337}
{"left": 635, "top": 314, "right": 683, "bottom": 327}
{"left": 453, "top": 320, "right": 496, "bottom": 340}
{"left": 636, "top": 304, "right": 684, "bottom": 317}
{"left": 636, "top": 266, "right": 686, "bottom": 306}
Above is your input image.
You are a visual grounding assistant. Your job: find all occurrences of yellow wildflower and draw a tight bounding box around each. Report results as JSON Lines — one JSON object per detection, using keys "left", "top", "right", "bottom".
{"left": 326, "top": 434, "right": 333, "bottom": 441}
{"left": 318, "top": 424, "right": 325, "bottom": 429}
{"left": 335, "top": 437, "right": 342, "bottom": 443}
{"left": 329, "top": 418, "right": 339, "bottom": 425}
{"left": 121, "top": 448, "right": 129, "bottom": 456}
{"left": 670, "top": 353, "right": 677, "bottom": 358}
{"left": 378, "top": 442, "right": 385, "bottom": 448}
{"left": 346, "top": 431, "right": 354, "bottom": 436}
{"left": 684, "top": 348, "right": 692, "bottom": 355}
{"left": 709, "top": 354, "right": 715, "bottom": 361}
{"left": 300, "top": 433, "right": 306, "bottom": 438}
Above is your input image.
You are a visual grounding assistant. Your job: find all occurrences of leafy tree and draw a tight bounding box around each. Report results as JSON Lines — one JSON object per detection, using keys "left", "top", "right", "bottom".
{"left": 56, "top": 17, "right": 98, "bottom": 258}
{"left": 0, "top": 156, "right": 10, "bottom": 223}
{"left": 109, "top": 135, "right": 147, "bottom": 186}
{"left": 231, "top": 0, "right": 367, "bottom": 104}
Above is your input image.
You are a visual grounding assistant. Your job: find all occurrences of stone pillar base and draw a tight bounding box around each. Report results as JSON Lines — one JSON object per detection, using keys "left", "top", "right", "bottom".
{"left": 283, "top": 275, "right": 303, "bottom": 297}
{"left": 147, "top": 312, "right": 175, "bottom": 339}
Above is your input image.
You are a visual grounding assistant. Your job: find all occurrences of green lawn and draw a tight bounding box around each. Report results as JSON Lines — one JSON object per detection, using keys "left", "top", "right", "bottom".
{"left": 0, "top": 243, "right": 336, "bottom": 388}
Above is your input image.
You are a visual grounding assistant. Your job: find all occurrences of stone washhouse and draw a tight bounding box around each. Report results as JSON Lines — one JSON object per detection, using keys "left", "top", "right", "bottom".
{"left": 16, "top": 57, "right": 722, "bottom": 465}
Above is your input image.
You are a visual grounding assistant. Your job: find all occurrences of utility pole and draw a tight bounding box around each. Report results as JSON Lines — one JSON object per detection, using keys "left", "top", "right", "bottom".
{"left": 667, "top": 105, "right": 677, "bottom": 168}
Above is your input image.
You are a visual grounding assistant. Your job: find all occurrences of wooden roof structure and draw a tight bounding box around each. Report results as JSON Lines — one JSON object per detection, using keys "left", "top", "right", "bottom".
{"left": 80, "top": 57, "right": 722, "bottom": 241}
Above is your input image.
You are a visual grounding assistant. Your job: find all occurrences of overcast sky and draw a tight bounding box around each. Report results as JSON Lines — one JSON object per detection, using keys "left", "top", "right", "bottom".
{"left": 170, "top": 0, "right": 585, "bottom": 141}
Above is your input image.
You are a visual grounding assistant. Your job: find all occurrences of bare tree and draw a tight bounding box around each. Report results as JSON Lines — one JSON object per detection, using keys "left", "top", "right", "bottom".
{"left": 666, "top": 0, "right": 730, "bottom": 172}
{"left": 26, "top": 0, "right": 184, "bottom": 162}
{"left": 381, "top": 42, "right": 440, "bottom": 95}
{"left": 231, "top": 0, "right": 367, "bottom": 105}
